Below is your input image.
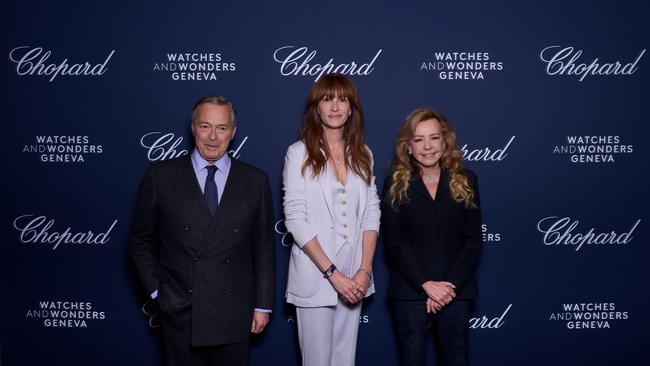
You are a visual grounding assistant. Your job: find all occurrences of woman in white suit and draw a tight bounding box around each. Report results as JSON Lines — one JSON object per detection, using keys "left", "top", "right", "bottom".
{"left": 282, "top": 74, "right": 380, "bottom": 366}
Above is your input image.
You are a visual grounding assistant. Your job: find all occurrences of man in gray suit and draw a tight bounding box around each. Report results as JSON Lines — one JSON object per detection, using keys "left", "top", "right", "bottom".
{"left": 130, "top": 95, "right": 275, "bottom": 366}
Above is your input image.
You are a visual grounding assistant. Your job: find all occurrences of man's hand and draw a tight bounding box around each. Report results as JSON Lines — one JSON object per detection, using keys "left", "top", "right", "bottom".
{"left": 251, "top": 311, "right": 270, "bottom": 334}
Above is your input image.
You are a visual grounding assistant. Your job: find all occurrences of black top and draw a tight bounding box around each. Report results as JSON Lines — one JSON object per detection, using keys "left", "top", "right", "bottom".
{"left": 380, "top": 169, "right": 482, "bottom": 300}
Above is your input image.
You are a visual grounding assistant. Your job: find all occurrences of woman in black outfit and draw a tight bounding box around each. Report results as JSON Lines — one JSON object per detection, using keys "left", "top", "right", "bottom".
{"left": 381, "top": 108, "right": 482, "bottom": 366}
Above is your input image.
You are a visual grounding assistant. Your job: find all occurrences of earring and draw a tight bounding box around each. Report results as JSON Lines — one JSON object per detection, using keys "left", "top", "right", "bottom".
{"left": 407, "top": 148, "right": 412, "bottom": 154}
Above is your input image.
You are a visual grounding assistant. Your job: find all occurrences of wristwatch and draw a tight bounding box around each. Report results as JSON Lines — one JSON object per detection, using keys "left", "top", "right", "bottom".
{"left": 323, "top": 264, "right": 336, "bottom": 278}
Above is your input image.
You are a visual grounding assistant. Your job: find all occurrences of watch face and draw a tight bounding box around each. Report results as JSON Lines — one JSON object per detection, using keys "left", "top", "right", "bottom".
{"left": 324, "top": 264, "right": 336, "bottom": 278}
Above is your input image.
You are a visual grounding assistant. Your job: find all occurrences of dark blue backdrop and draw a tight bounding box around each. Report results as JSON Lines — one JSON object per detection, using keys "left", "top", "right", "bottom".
{"left": 4, "top": 0, "right": 649, "bottom": 365}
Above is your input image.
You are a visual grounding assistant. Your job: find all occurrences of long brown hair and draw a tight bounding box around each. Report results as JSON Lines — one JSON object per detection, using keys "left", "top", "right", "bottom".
{"left": 389, "top": 108, "right": 476, "bottom": 208}
{"left": 300, "top": 74, "right": 372, "bottom": 185}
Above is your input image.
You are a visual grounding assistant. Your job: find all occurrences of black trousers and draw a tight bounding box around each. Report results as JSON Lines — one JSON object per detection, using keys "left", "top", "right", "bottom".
{"left": 162, "top": 317, "right": 250, "bottom": 366}
{"left": 392, "top": 299, "right": 472, "bottom": 366}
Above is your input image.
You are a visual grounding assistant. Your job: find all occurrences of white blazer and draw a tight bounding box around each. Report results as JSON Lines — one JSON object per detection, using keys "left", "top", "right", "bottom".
{"left": 283, "top": 141, "right": 381, "bottom": 307}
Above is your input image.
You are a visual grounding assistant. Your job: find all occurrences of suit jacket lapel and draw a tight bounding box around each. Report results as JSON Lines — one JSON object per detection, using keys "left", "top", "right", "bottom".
{"left": 436, "top": 171, "right": 451, "bottom": 204}
{"left": 171, "top": 155, "right": 213, "bottom": 242}
{"left": 318, "top": 164, "right": 335, "bottom": 225}
{"left": 411, "top": 173, "right": 433, "bottom": 203}
{"left": 410, "top": 170, "right": 450, "bottom": 204}
{"left": 354, "top": 173, "right": 367, "bottom": 228}
{"left": 196, "top": 159, "right": 248, "bottom": 254}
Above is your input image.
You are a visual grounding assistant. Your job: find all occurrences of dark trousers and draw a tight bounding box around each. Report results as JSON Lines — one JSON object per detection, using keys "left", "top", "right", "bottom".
{"left": 392, "top": 299, "right": 472, "bottom": 366}
{"left": 162, "top": 318, "right": 250, "bottom": 366}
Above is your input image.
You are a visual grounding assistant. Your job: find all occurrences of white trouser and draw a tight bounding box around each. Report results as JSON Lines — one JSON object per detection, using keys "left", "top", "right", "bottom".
{"left": 295, "top": 242, "right": 362, "bottom": 366}
{"left": 296, "top": 301, "right": 362, "bottom": 366}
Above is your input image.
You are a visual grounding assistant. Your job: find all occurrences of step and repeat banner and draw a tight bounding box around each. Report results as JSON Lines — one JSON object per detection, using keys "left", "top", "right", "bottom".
{"left": 4, "top": 1, "right": 649, "bottom": 365}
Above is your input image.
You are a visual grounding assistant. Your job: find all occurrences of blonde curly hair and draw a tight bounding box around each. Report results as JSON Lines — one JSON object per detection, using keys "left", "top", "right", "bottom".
{"left": 388, "top": 108, "right": 476, "bottom": 209}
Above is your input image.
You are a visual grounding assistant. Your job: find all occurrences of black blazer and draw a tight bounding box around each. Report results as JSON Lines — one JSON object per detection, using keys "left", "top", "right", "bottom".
{"left": 129, "top": 154, "right": 275, "bottom": 346}
{"left": 380, "top": 169, "right": 482, "bottom": 301}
